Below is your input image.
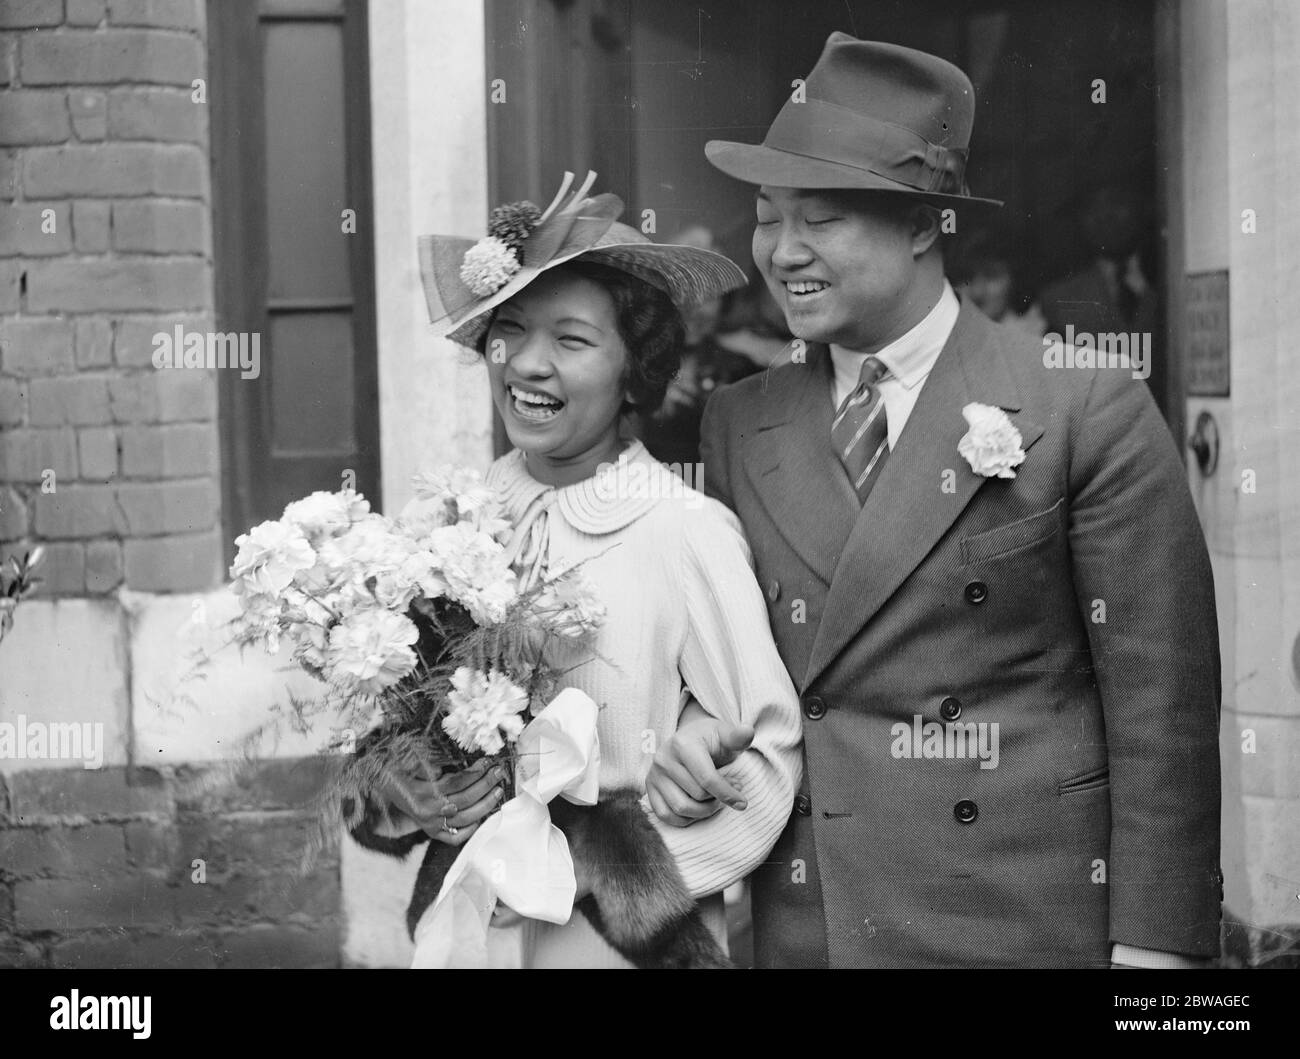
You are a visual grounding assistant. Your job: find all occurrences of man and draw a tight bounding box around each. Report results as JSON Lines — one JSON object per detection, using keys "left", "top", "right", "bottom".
{"left": 1039, "top": 180, "right": 1162, "bottom": 399}
{"left": 646, "top": 33, "right": 1222, "bottom": 968}
{"left": 948, "top": 226, "right": 1047, "bottom": 337}
{"left": 1041, "top": 180, "right": 1156, "bottom": 336}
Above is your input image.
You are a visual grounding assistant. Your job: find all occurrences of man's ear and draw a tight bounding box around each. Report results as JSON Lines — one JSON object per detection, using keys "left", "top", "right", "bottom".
{"left": 910, "top": 204, "right": 943, "bottom": 258}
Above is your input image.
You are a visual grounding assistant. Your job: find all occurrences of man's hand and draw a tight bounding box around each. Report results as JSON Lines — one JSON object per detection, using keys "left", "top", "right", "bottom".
{"left": 646, "top": 716, "right": 755, "bottom": 827}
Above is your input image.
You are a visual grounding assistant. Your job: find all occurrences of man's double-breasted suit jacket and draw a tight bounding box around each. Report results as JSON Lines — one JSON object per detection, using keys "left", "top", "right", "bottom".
{"left": 700, "top": 300, "right": 1222, "bottom": 968}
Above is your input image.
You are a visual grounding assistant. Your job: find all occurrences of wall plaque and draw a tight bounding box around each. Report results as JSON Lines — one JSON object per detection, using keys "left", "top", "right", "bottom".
{"left": 1185, "top": 270, "right": 1230, "bottom": 397}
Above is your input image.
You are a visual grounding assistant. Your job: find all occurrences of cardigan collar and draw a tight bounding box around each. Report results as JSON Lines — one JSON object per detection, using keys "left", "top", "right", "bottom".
{"left": 487, "top": 438, "right": 676, "bottom": 536}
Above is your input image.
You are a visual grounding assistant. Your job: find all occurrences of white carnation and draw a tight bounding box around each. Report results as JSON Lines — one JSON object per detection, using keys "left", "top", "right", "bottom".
{"left": 324, "top": 608, "right": 419, "bottom": 695}
{"left": 957, "top": 402, "right": 1027, "bottom": 479}
{"left": 283, "top": 490, "right": 371, "bottom": 545}
{"left": 534, "top": 571, "right": 605, "bottom": 638}
{"left": 317, "top": 514, "right": 420, "bottom": 610}
{"left": 397, "top": 549, "right": 451, "bottom": 603}
{"left": 459, "top": 236, "right": 520, "bottom": 297}
{"left": 441, "top": 666, "right": 528, "bottom": 755}
{"left": 462, "top": 576, "right": 519, "bottom": 626}
{"left": 286, "top": 616, "right": 331, "bottom": 674}
{"left": 230, "top": 519, "right": 316, "bottom": 597}
{"left": 231, "top": 589, "right": 287, "bottom": 653}
{"left": 425, "top": 523, "right": 519, "bottom": 622}
{"left": 403, "top": 467, "right": 511, "bottom": 542}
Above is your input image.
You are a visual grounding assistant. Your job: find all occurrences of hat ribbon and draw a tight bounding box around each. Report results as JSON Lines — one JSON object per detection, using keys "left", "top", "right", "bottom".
{"left": 765, "top": 97, "right": 969, "bottom": 195}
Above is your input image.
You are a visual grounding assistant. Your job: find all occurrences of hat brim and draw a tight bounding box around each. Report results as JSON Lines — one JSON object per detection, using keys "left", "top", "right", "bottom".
{"left": 705, "top": 140, "right": 1003, "bottom": 208}
{"left": 442, "top": 242, "right": 748, "bottom": 348}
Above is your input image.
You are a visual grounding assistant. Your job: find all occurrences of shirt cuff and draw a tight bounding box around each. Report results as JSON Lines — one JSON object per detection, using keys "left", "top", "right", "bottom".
{"left": 1111, "top": 943, "right": 1213, "bottom": 969}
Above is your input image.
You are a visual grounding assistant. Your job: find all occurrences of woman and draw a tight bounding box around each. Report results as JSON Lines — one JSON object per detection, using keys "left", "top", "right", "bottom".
{"left": 377, "top": 173, "right": 802, "bottom": 968}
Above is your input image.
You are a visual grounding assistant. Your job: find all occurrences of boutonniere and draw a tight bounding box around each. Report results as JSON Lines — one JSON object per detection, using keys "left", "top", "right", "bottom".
{"left": 957, "top": 402, "right": 1026, "bottom": 479}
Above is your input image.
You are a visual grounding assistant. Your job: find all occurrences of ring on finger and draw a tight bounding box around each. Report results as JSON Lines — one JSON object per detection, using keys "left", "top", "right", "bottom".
{"left": 442, "top": 816, "right": 460, "bottom": 837}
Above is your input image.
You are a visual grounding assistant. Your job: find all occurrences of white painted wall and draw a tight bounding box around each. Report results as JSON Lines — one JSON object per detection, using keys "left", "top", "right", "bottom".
{"left": 0, "top": 600, "right": 130, "bottom": 773}
{"left": 1181, "top": 0, "right": 1300, "bottom": 931}
{"left": 0, "top": 591, "right": 325, "bottom": 775}
{"left": 346, "top": 0, "right": 494, "bottom": 966}
{"left": 369, "top": 0, "right": 495, "bottom": 518}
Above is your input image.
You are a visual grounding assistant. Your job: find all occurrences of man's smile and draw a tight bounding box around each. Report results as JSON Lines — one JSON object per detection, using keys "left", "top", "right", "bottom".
{"left": 784, "top": 279, "right": 831, "bottom": 296}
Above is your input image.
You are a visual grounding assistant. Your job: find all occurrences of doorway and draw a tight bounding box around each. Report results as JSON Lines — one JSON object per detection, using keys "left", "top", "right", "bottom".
{"left": 485, "top": 0, "right": 1174, "bottom": 452}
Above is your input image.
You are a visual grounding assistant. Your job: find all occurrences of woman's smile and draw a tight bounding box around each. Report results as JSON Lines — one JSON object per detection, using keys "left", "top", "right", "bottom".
{"left": 506, "top": 381, "right": 566, "bottom": 424}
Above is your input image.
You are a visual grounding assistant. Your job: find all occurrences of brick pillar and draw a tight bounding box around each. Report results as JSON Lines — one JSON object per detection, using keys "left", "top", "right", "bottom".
{"left": 0, "top": 0, "right": 221, "bottom": 596}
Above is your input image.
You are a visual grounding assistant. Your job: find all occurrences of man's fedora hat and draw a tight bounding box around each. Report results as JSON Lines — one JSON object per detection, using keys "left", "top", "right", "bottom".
{"left": 419, "top": 171, "right": 748, "bottom": 348}
{"left": 706, "top": 32, "right": 1002, "bottom": 208}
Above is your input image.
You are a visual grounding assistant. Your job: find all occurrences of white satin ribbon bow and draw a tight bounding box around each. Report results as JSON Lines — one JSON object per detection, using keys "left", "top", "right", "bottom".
{"left": 409, "top": 687, "right": 601, "bottom": 968}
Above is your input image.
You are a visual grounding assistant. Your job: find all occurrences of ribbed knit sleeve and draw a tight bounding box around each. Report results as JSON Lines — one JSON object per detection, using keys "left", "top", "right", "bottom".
{"left": 654, "top": 499, "right": 804, "bottom": 898}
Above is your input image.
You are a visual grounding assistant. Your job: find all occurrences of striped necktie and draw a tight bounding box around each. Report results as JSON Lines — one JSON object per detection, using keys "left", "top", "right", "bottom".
{"left": 831, "top": 355, "right": 890, "bottom": 504}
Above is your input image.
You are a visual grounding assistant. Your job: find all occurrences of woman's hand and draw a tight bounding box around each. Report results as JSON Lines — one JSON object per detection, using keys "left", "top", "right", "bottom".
{"left": 646, "top": 705, "right": 755, "bottom": 828}
{"left": 372, "top": 758, "right": 509, "bottom": 848}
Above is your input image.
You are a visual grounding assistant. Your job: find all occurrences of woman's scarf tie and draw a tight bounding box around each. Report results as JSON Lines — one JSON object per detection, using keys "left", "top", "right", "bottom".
{"left": 503, "top": 485, "right": 557, "bottom": 592}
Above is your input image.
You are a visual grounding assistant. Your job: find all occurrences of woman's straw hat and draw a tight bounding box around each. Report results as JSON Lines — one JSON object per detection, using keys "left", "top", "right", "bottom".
{"left": 418, "top": 171, "right": 749, "bottom": 348}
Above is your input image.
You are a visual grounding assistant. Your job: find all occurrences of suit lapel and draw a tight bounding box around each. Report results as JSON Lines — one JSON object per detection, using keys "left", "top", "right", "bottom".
{"left": 802, "top": 304, "right": 1045, "bottom": 690}
{"left": 741, "top": 345, "right": 859, "bottom": 586}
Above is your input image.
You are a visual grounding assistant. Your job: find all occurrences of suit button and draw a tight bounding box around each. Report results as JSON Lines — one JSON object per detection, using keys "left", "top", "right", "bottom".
{"left": 964, "top": 581, "right": 988, "bottom": 604}
{"left": 766, "top": 579, "right": 781, "bottom": 603}
{"left": 940, "top": 696, "right": 962, "bottom": 721}
{"left": 794, "top": 794, "right": 812, "bottom": 816}
{"left": 954, "top": 799, "right": 978, "bottom": 824}
{"left": 802, "top": 695, "right": 827, "bottom": 720}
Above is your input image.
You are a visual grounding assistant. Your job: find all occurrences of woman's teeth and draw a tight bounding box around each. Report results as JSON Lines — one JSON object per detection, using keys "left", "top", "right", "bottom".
{"left": 509, "top": 385, "right": 563, "bottom": 421}
{"left": 786, "top": 280, "right": 829, "bottom": 296}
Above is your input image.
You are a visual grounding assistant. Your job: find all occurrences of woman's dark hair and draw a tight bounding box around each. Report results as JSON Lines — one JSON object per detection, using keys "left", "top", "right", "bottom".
{"left": 474, "top": 259, "right": 685, "bottom": 413}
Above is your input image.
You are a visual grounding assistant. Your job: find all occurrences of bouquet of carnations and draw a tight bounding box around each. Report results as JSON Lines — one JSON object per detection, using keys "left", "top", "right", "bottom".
{"left": 226, "top": 466, "right": 605, "bottom": 861}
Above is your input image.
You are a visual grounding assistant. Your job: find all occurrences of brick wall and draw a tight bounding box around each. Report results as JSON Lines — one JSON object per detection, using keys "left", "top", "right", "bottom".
{"left": 0, "top": 0, "right": 222, "bottom": 597}
{"left": 0, "top": 2, "right": 344, "bottom": 969}
{"left": 0, "top": 761, "right": 340, "bottom": 968}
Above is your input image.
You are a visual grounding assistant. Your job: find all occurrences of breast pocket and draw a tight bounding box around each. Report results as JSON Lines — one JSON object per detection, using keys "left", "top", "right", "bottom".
{"left": 961, "top": 498, "right": 1065, "bottom": 565}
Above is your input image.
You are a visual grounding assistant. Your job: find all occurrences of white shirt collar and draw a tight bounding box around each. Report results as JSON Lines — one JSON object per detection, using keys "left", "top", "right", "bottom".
{"left": 830, "top": 280, "right": 960, "bottom": 392}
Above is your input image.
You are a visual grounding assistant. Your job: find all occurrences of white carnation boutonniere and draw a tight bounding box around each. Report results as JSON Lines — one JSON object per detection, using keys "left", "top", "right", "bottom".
{"left": 957, "top": 402, "right": 1026, "bottom": 479}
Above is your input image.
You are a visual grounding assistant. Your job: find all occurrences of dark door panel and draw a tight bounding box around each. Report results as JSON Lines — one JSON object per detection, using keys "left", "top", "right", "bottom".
{"left": 209, "top": 0, "right": 380, "bottom": 559}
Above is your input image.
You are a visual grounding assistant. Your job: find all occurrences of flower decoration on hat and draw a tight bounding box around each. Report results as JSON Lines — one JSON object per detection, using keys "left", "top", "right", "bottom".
{"left": 458, "top": 201, "right": 544, "bottom": 297}
{"left": 489, "top": 201, "right": 542, "bottom": 249}
{"left": 419, "top": 170, "right": 748, "bottom": 347}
